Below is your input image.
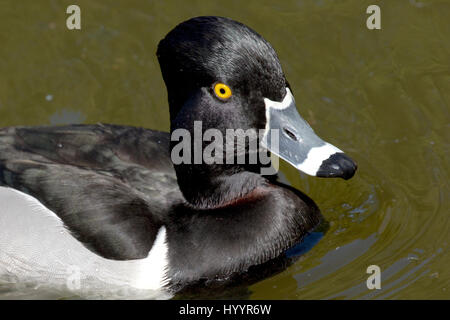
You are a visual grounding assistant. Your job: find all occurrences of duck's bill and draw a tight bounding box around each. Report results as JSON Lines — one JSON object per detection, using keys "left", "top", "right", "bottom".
{"left": 261, "top": 88, "right": 357, "bottom": 180}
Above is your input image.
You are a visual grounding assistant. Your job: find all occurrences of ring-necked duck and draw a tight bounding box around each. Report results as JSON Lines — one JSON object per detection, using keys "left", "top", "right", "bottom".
{"left": 0, "top": 16, "right": 356, "bottom": 299}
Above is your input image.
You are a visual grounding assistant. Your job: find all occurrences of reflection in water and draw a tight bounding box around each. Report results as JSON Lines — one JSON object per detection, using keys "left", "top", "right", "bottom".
{"left": 294, "top": 234, "right": 377, "bottom": 290}
{"left": 286, "top": 232, "right": 324, "bottom": 259}
{"left": 0, "top": 0, "right": 448, "bottom": 299}
{"left": 328, "top": 250, "right": 437, "bottom": 300}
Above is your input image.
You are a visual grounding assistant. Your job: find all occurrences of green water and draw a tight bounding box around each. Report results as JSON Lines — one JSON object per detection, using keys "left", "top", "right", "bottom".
{"left": 0, "top": 0, "right": 448, "bottom": 299}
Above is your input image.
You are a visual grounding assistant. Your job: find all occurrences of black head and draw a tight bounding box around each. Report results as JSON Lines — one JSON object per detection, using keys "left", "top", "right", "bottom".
{"left": 156, "top": 16, "right": 357, "bottom": 207}
{"left": 157, "top": 16, "right": 286, "bottom": 131}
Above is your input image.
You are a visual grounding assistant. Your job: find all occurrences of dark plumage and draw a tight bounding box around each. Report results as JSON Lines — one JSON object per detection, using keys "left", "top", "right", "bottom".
{"left": 0, "top": 16, "right": 356, "bottom": 296}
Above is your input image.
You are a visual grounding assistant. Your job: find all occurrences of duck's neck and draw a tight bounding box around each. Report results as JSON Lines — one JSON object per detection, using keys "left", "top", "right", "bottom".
{"left": 165, "top": 173, "right": 322, "bottom": 288}
{"left": 173, "top": 163, "right": 267, "bottom": 209}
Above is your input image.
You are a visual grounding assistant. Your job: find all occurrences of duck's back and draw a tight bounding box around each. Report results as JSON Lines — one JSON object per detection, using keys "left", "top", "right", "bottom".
{"left": 0, "top": 124, "right": 184, "bottom": 261}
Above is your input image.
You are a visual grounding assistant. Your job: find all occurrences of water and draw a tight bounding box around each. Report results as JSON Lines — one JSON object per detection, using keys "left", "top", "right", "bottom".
{"left": 0, "top": 0, "right": 448, "bottom": 299}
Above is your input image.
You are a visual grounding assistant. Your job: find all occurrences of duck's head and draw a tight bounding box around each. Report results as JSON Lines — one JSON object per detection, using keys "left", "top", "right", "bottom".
{"left": 157, "top": 16, "right": 356, "bottom": 204}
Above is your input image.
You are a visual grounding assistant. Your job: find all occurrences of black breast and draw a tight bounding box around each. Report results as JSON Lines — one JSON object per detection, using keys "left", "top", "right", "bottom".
{"left": 165, "top": 181, "right": 321, "bottom": 289}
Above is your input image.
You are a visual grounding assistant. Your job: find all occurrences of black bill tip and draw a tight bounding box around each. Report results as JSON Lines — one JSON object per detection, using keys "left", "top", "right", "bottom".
{"left": 316, "top": 152, "right": 357, "bottom": 180}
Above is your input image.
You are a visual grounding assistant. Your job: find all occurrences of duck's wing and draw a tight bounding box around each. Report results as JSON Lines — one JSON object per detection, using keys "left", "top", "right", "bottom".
{"left": 0, "top": 124, "right": 183, "bottom": 260}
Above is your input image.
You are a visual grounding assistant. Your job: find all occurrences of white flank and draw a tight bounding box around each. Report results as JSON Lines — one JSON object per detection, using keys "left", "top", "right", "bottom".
{"left": 133, "top": 226, "right": 169, "bottom": 290}
{"left": 0, "top": 187, "right": 172, "bottom": 299}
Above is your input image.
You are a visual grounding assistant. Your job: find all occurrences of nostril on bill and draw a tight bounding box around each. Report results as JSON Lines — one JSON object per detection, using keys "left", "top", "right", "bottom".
{"left": 283, "top": 127, "right": 298, "bottom": 141}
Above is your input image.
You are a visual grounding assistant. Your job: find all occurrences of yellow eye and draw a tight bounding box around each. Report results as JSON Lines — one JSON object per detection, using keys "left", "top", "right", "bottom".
{"left": 213, "top": 83, "right": 232, "bottom": 100}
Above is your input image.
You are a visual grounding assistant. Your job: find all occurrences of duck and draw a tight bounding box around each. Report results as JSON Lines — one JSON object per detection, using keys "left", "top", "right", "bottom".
{"left": 0, "top": 16, "right": 357, "bottom": 299}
